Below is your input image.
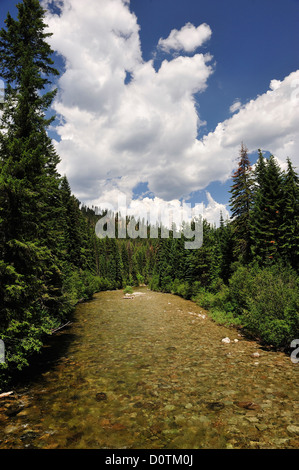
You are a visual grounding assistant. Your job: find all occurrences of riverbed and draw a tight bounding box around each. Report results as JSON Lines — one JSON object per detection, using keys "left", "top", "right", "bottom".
{"left": 0, "top": 288, "right": 298, "bottom": 449}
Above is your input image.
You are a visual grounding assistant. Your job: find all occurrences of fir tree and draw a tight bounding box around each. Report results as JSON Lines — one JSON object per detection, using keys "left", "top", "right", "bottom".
{"left": 218, "top": 215, "right": 235, "bottom": 282}
{"left": 229, "top": 143, "right": 253, "bottom": 261}
{"left": 250, "top": 154, "right": 283, "bottom": 263}
{"left": 0, "top": 0, "right": 63, "bottom": 372}
{"left": 280, "top": 158, "right": 299, "bottom": 268}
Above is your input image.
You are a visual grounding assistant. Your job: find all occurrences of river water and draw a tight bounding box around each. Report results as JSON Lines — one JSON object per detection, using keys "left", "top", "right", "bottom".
{"left": 0, "top": 288, "right": 298, "bottom": 449}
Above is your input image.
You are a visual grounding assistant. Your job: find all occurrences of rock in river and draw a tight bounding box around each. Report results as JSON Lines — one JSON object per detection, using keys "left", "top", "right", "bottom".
{"left": 95, "top": 392, "right": 107, "bottom": 402}
{"left": 287, "top": 425, "right": 299, "bottom": 436}
{"left": 206, "top": 402, "right": 225, "bottom": 411}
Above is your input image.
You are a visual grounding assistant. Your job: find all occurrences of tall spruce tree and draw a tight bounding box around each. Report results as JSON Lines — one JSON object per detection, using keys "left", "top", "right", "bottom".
{"left": 250, "top": 154, "right": 283, "bottom": 263}
{"left": 229, "top": 143, "right": 253, "bottom": 261}
{"left": 0, "top": 0, "right": 63, "bottom": 372}
{"left": 280, "top": 158, "right": 299, "bottom": 269}
{"left": 218, "top": 213, "right": 235, "bottom": 282}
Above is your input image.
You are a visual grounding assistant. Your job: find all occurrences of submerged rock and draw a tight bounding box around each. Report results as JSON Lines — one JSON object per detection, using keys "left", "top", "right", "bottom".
{"left": 4, "top": 424, "right": 21, "bottom": 434}
{"left": 185, "top": 403, "right": 193, "bottom": 410}
{"left": 235, "top": 401, "right": 260, "bottom": 410}
{"left": 287, "top": 425, "right": 299, "bottom": 436}
{"left": 4, "top": 402, "right": 24, "bottom": 417}
{"left": 206, "top": 402, "right": 225, "bottom": 411}
{"left": 133, "top": 401, "right": 143, "bottom": 408}
{"left": 95, "top": 392, "right": 107, "bottom": 401}
{"left": 164, "top": 404, "right": 175, "bottom": 411}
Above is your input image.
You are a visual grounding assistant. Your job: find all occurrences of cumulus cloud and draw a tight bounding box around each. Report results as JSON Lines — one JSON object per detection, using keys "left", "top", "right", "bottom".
{"left": 158, "top": 22, "right": 212, "bottom": 53}
{"left": 41, "top": 0, "right": 299, "bottom": 227}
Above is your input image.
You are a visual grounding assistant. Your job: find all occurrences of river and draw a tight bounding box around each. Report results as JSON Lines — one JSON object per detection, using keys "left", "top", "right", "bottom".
{"left": 0, "top": 287, "right": 298, "bottom": 449}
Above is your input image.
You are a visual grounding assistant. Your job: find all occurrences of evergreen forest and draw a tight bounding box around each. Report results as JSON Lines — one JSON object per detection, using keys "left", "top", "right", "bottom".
{"left": 0, "top": 0, "right": 298, "bottom": 388}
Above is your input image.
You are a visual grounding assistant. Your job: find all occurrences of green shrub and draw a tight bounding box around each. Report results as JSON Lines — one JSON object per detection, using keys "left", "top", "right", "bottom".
{"left": 176, "top": 282, "right": 190, "bottom": 299}
{"left": 194, "top": 289, "right": 216, "bottom": 309}
{"left": 136, "top": 273, "right": 145, "bottom": 286}
{"left": 123, "top": 285, "right": 133, "bottom": 295}
{"left": 171, "top": 278, "right": 181, "bottom": 295}
{"left": 160, "top": 275, "right": 173, "bottom": 293}
{"left": 170, "top": 279, "right": 193, "bottom": 299}
{"left": 228, "top": 265, "right": 255, "bottom": 315}
{"left": 190, "top": 281, "right": 202, "bottom": 298}
{"left": 228, "top": 263, "right": 299, "bottom": 347}
{"left": 149, "top": 274, "right": 160, "bottom": 291}
{"left": 209, "top": 309, "right": 243, "bottom": 327}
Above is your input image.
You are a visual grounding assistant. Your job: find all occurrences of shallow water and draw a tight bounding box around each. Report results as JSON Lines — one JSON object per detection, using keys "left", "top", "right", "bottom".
{"left": 0, "top": 288, "right": 298, "bottom": 449}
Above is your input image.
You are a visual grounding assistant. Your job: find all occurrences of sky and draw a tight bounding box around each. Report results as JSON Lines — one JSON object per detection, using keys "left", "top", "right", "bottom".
{"left": 1, "top": 0, "right": 299, "bottom": 226}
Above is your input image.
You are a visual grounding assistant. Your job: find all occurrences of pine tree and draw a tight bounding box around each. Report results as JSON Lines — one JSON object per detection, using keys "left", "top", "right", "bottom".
{"left": 59, "top": 176, "right": 83, "bottom": 265}
{"left": 250, "top": 154, "right": 283, "bottom": 263}
{"left": 0, "top": 0, "right": 63, "bottom": 372}
{"left": 218, "top": 215, "right": 235, "bottom": 282}
{"left": 121, "top": 242, "right": 130, "bottom": 284}
{"left": 229, "top": 143, "right": 253, "bottom": 261}
{"left": 280, "top": 158, "right": 299, "bottom": 268}
{"left": 254, "top": 149, "right": 267, "bottom": 189}
{"left": 185, "top": 220, "right": 219, "bottom": 287}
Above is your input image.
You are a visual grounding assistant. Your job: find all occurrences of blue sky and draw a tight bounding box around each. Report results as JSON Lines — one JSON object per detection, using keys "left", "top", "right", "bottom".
{"left": 1, "top": 0, "right": 299, "bottom": 225}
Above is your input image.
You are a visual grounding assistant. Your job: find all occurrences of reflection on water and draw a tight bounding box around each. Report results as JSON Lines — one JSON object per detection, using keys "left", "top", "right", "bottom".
{"left": 0, "top": 288, "right": 298, "bottom": 449}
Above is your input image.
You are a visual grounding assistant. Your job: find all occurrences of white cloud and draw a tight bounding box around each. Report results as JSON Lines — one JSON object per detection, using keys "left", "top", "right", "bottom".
{"left": 204, "top": 192, "right": 230, "bottom": 226}
{"left": 42, "top": 0, "right": 299, "bottom": 227}
{"left": 158, "top": 22, "right": 212, "bottom": 53}
{"left": 229, "top": 100, "right": 242, "bottom": 114}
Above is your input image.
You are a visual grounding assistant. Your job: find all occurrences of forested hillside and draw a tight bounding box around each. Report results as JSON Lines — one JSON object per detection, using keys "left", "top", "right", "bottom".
{"left": 0, "top": 0, "right": 298, "bottom": 388}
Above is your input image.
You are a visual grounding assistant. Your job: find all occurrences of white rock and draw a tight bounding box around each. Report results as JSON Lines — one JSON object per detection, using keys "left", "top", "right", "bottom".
{"left": 252, "top": 352, "right": 261, "bottom": 358}
{"left": 234, "top": 339, "right": 239, "bottom": 343}
{"left": 222, "top": 337, "right": 231, "bottom": 344}
{"left": 0, "top": 391, "right": 14, "bottom": 399}
{"left": 287, "top": 425, "right": 299, "bottom": 436}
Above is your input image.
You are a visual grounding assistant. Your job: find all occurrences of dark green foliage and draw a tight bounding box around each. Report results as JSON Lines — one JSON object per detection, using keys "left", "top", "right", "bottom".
{"left": 228, "top": 264, "right": 299, "bottom": 347}
{"left": 250, "top": 154, "right": 284, "bottom": 263}
{"left": 217, "top": 215, "right": 235, "bottom": 282}
{"left": 280, "top": 158, "right": 299, "bottom": 269}
{"left": 0, "top": 0, "right": 64, "bottom": 382}
{"left": 123, "top": 286, "right": 133, "bottom": 295}
{"left": 229, "top": 143, "right": 253, "bottom": 261}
